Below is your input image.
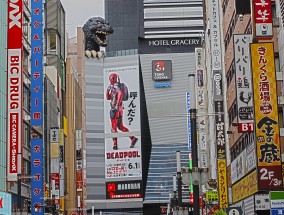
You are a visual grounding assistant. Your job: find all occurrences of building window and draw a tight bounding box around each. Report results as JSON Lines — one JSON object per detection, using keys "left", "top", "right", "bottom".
{"left": 24, "top": 123, "right": 30, "bottom": 149}
{"left": 23, "top": 159, "right": 31, "bottom": 184}
{"left": 23, "top": 86, "right": 30, "bottom": 112}
{"left": 49, "top": 31, "right": 57, "bottom": 53}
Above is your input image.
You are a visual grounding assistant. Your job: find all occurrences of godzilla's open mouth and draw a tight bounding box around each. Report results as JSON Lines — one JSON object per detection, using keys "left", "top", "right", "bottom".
{"left": 95, "top": 30, "right": 109, "bottom": 47}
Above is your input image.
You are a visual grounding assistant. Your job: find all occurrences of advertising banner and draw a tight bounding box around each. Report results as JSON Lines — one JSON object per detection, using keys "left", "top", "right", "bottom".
{"left": 255, "top": 194, "right": 270, "bottom": 211}
{"left": 213, "top": 71, "right": 223, "bottom": 101}
{"left": 59, "top": 130, "right": 64, "bottom": 198}
{"left": 209, "top": 0, "right": 222, "bottom": 71}
{"left": 30, "top": 0, "right": 44, "bottom": 213}
{"left": 186, "top": 92, "right": 191, "bottom": 149}
{"left": 215, "top": 101, "right": 226, "bottom": 159}
{"left": 233, "top": 34, "right": 254, "bottom": 132}
{"left": 250, "top": 43, "right": 282, "bottom": 190}
{"left": 231, "top": 150, "right": 246, "bottom": 184}
{"left": 0, "top": 191, "right": 12, "bottom": 215}
{"left": 50, "top": 173, "right": 60, "bottom": 204}
{"left": 104, "top": 66, "right": 142, "bottom": 179}
{"left": 106, "top": 180, "right": 142, "bottom": 199}
{"left": 195, "top": 48, "right": 208, "bottom": 169}
{"left": 206, "top": 190, "right": 218, "bottom": 203}
{"left": 232, "top": 170, "right": 258, "bottom": 203}
{"left": 50, "top": 128, "right": 59, "bottom": 158}
{"left": 7, "top": 0, "right": 23, "bottom": 182}
{"left": 270, "top": 191, "right": 284, "bottom": 215}
{"left": 76, "top": 130, "right": 83, "bottom": 192}
{"left": 253, "top": 0, "right": 273, "bottom": 39}
{"left": 217, "top": 159, "right": 228, "bottom": 208}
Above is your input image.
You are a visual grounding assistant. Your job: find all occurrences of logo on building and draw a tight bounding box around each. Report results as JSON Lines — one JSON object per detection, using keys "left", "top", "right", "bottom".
{"left": 152, "top": 60, "right": 172, "bottom": 81}
{"left": 213, "top": 71, "right": 223, "bottom": 101}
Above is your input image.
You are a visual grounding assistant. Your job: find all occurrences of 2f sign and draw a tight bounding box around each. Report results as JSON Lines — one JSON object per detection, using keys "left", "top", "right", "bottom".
{"left": 260, "top": 168, "right": 281, "bottom": 187}
{"left": 238, "top": 123, "right": 253, "bottom": 132}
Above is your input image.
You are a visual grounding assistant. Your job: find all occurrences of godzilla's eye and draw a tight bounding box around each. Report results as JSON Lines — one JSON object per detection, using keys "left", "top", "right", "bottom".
{"left": 97, "top": 21, "right": 101, "bottom": 24}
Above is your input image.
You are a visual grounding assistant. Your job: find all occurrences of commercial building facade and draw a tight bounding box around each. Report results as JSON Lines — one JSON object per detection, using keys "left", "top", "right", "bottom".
{"left": 203, "top": 0, "right": 284, "bottom": 213}
{"left": 0, "top": 0, "right": 7, "bottom": 195}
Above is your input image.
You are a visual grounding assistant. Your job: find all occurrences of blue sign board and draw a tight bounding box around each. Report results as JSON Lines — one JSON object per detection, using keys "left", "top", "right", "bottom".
{"left": 271, "top": 208, "right": 284, "bottom": 215}
{"left": 31, "top": 0, "right": 44, "bottom": 214}
{"left": 0, "top": 191, "right": 12, "bottom": 215}
{"left": 186, "top": 92, "right": 191, "bottom": 149}
{"left": 154, "top": 82, "right": 172, "bottom": 88}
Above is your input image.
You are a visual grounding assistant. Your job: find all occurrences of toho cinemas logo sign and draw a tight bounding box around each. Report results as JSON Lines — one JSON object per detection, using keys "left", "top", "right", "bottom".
{"left": 9, "top": 0, "right": 21, "bottom": 29}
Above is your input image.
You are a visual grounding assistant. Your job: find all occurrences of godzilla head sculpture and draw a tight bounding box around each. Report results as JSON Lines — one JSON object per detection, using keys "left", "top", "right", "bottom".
{"left": 83, "top": 17, "right": 114, "bottom": 59}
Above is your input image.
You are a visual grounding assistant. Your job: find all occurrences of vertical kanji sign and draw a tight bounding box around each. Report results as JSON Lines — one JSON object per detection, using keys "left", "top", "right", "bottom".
{"left": 7, "top": 0, "right": 23, "bottom": 182}
{"left": 31, "top": 0, "right": 44, "bottom": 214}
{"left": 250, "top": 43, "right": 282, "bottom": 190}
{"left": 253, "top": 0, "right": 273, "bottom": 39}
{"left": 233, "top": 34, "right": 254, "bottom": 132}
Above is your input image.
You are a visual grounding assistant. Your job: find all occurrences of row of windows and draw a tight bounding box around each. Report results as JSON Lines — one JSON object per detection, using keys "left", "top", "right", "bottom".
{"left": 222, "top": 0, "right": 230, "bottom": 15}
{"left": 228, "top": 100, "right": 237, "bottom": 126}
{"left": 224, "top": 13, "right": 237, "bottom": 51}
{"left": 226, "top": 62, "right": 236, "bottom": 87}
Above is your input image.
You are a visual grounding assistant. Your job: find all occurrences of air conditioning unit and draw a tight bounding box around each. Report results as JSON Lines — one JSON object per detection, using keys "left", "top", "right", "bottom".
{"left": 278, "top": 96, "right": 284, "bottom": 105}
{"left": 273, "top": 17, "right": 280, "bottom": 26}
{"left": 279, "top": 128, "right": 284, "bottom": 136}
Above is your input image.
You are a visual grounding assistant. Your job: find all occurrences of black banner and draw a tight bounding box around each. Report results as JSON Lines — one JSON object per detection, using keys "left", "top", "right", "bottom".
{"left": 215, "top": 101, "right": 226, "bottom": 159}
{"left": 106, "top": 180, "right": 143, "bottom": 199}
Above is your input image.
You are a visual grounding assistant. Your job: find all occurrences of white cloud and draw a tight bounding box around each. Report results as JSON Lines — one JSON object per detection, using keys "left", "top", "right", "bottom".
{"left": 60, "top": 0, "right": 104, "bottom": 38}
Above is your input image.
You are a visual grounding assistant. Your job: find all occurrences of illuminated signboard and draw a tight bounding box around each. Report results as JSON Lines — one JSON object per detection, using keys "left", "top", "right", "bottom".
{"left": 217, "top": 159, "right": 229, "bottom": 208}
{"left": 152, "top": 60, "right": 172, "bottom": 81}
{"left": 7, "top": 0, "right": 23, "bottom": 182}
{"left": 253, "top": 0, "right": 273, "bottom": 39}
{"left": 106, "top": 180, "right": 143, "bottom": 199}
{"left": 233, "top": 34, "right": 254, "bottom": 132}
{"left": 251, "top": 43, "right": 282, "bottom": 190}
{"left": 30, "top": 0, "right": 44, "bottom": 212}
{"left": 232, "top": 170, "right": 258, "bottom": 203}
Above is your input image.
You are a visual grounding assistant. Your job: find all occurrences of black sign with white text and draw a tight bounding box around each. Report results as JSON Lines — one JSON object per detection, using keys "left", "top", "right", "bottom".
{"left": 215, "top": 101, "right": 226, "bottom": 159}
{"left": 106, "top": 180, "right": 143, "bottom": 199}
{"left": 152, "top": 60, "right": 172, "bottom": 81}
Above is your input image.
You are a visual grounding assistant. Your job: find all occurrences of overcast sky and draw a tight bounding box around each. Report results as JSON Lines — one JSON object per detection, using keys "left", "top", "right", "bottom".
{"left": 60, "top": 0, "right": 104, "bottom": 38}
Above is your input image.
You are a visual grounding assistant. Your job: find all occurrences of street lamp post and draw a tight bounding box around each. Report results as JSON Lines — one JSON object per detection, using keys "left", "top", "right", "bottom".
{"left": 51, "top": 179, "right": 56, "bottom": 215}
{"left": 77, "top": 195, "right": 81, "bottom": 215}
{"left": 188, "top": 74, "right": 199, "bottom": 215}
{"left": 176, "top": 151, "right": 182, "bottom": 210}
{"left": 17, "top": 173, "right": 22, "bottom": 214}
{"left": 172, "top": 175, "right": 177, "bottom": 215}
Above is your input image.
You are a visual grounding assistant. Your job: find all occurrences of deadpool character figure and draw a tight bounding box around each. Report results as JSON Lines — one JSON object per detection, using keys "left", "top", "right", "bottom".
{"left": 106, "top": 73, "right": 138, "bottom": 150}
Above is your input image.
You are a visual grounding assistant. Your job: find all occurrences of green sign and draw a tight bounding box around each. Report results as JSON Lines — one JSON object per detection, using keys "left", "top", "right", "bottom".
{"left": 206, "top": 190, "right": 218, "bottom": 202}
{"left": 270, "top": 191, "right": 284, "bottom": 200}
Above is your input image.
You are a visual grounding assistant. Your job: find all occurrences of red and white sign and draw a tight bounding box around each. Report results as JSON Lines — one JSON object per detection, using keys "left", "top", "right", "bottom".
{"left": 7, "top": 0, "right": 23, "bottom": 182}
{"left": 253, "top": 0, "right": 273, "bottom": 39}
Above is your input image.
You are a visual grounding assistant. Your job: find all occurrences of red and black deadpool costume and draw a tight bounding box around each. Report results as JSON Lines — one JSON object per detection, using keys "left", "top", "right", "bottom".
{"left": 106, "top": 73, "right": 138, "bottom": 150}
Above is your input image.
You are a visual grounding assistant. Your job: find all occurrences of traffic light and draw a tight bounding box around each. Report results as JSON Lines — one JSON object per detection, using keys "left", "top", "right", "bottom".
{"left": 189, "top": 193, "right": 194, "bottom": 204}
